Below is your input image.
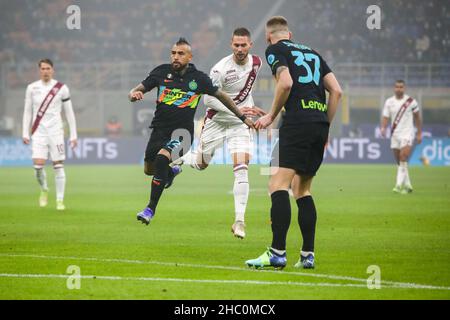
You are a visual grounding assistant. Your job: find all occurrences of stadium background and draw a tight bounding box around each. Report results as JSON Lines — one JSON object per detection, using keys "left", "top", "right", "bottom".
{"left": 0, "top": 0, "right": 449, "bottom": 167}
{"left": 0, "top": 0, "right": 449, "bottom": 300}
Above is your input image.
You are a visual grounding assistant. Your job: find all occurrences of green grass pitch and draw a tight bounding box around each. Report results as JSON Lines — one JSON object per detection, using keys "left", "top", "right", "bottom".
{"left": 0, "top": 164, "right": 449, "bottom": 299}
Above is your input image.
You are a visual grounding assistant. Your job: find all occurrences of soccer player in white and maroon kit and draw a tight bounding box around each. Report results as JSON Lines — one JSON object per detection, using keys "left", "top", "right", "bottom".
{"left": 22, "top": 59, "right": 78, "bottom": 210}
{"left": 174, "top": 28, "right": 265, "bottom": 238}
{"left": 381, "top": 80, "right": 422, "bottom": 194}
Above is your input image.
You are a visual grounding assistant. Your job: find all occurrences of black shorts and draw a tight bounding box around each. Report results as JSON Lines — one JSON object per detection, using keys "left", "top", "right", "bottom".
{"left": 272, "top": 122, "right": 329, "bottom": 176}
{"left": 144, "top": 127, "right": 193, "bottom": 163}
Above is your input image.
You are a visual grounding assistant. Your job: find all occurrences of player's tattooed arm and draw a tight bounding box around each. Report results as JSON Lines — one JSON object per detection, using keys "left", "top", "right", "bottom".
{"left": 128, "top": 83, "right": 147, "bottom": 102}
{"left": 213, "top": 89, "right": 255, "bottom": 129}
{"left": 275, "top": 66, "right": 289, "bottom": 79}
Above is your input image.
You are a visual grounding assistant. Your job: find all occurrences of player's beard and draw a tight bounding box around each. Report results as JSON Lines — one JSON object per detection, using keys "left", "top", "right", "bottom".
{"left": 235, "top": 52, "right": 248, "bottom": 63}
{"left": 172, "top": 61, "right": 187, "bottom": 72}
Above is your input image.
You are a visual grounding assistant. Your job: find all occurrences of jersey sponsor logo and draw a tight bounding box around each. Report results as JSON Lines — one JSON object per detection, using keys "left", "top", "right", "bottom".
{"left": 301, "top": 99, "right": 327, "bottom": 112}
{"left": 391, "top": 97, "right": 414, "bottom": 135}
{"left": 157, "top": 86, "right": 201, "bottom": 109}
{"left": 31, "top": 81, "right": 64, "bottom": 135}
{"left": 233, "top": 55, "right": 261, "bottom": 105}
{"left": 225, "top": 74, "right": 239, "bottom": 84}
{"left": 226, "top": 69, "right": 236, "bottom": 74}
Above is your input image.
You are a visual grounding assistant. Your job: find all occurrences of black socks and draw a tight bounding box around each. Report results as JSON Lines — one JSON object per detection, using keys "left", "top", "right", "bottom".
{"left": 296, "top": 195, "right": 317, "bottom": 252}
{"left": 148, "top": 154, "right": 171, "bottom": 211}
{"left": 270, "top": 190, "right": 291, "bottom": 251}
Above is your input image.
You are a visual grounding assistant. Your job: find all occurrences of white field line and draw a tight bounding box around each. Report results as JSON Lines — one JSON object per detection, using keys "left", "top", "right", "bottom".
{"left": 0, "top": 253, "right": 449, "bottom": 291}
{"left": 0, "top": 273, "right": 369, "bottom": 289}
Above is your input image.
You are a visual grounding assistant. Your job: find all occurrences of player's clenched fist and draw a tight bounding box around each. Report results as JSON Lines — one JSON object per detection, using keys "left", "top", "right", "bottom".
{"left": 129, "top": 91, "right": 144, "bottom": 101}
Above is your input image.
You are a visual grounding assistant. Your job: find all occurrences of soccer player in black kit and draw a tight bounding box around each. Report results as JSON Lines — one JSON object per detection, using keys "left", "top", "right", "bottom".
{"left": 129, "top": 38, "right": 255, "bottom": 225}
{"left": 246, "top": 17, "right": 342, "bottom": 269}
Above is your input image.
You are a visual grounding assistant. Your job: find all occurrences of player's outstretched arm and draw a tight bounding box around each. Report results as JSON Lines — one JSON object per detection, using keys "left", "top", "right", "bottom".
{"left": 213, "top": 89, "right": 255, "bottom": 129}
{"left": 255, "top": 66, "right": 292, "bottom": 130}
{"left": 128, "top": 83, "right": 147, "bottom": 102}
{"left": 323, "top": 72, "right": 342, "bottom": 124}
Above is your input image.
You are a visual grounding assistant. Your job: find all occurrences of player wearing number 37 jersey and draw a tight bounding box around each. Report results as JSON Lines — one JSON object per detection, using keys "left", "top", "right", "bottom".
{"left": 246, "top": 16, "right": 342, "bottom": 270}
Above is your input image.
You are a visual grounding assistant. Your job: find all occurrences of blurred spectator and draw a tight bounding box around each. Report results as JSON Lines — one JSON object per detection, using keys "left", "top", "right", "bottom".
{"left": 106, "top": 116, "right": 122, "bottom": 137}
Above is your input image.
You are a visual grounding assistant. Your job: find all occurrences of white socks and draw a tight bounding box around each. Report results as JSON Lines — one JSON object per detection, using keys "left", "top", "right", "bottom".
{"left": 396, "top": 161, "right": 412, "bottom": 188}
{"left": 34, "top": 165, "right": 48, "bottom": 191}
{"left": 233, "top": 164, "right": 249, "bottom": 223}
{"left": 402, "top": 162, "right": 412, "bottom": 188}
{"left": 54, "top": 164, "right": 66, "bottom": 201}
{"left": 271, "top": 247, "right": 286, "bottom": 256}
{"left": 301, "top": 251, "right": 315, "bottom": 257}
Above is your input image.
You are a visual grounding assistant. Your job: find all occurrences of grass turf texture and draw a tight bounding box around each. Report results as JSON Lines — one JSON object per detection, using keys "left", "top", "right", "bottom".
{"left": 0, "top": 164, "right": 449, "bottom": 299}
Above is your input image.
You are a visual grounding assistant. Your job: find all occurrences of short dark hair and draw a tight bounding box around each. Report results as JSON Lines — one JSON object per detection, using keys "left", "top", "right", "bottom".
{"left": 395, "top": 79, "right": 405, "bottom": 85}
{"left": 233, "top": 27, "right": 251, "bottom": 38}
{"left": 38, "top": 58, "right": 53, "bottom": 67}
{"left": 175, "top": 37, "right": 191, "bottom": 47}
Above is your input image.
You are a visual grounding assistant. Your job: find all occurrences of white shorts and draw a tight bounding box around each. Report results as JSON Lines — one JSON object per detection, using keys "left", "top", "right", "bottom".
{"left": 391, "top": 134, "right": 414, "bottom": 149}
{"left": 198, "top": 118, "right": 253, "bottom": 157}
{"left": 32, "top": 135, "right": 66, "bottom": 161}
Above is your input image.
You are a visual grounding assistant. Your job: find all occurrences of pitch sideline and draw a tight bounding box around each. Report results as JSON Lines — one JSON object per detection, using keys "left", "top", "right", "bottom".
{"left": 0, "top": 253, "right": 449, "bottom": 291}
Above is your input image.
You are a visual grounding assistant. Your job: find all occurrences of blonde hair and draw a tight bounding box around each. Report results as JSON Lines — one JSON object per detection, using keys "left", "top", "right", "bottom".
{"left": 266, "top": 16, "right": 289, "bottom": 34}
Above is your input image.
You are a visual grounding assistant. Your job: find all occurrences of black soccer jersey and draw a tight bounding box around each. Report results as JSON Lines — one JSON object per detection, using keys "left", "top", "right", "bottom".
{"left": 141, "top": 63, "right": 218, "bottom": 131}
{"left": 265, "top": 40, "right": 332, "bottom": 125}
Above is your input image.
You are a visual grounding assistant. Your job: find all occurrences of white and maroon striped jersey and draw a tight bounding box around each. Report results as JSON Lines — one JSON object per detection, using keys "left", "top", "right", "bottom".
{"left": 22, "top": 79, "right": 77, "bottom": 140}
{"left": 203, "top": 54, "right": 262, "bottom": 124}
{"left": 382, "top": 94, "right": 419, "bottom": 137}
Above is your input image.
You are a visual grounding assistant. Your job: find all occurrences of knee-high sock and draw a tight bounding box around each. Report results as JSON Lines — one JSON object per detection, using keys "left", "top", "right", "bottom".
{"left": 148, "top": 154, "right": 170, "bottom": 212}
{"left": 34, "top": 165, "right": 48, "bottom": 191}
{"left": 270, "top": 190, "right": 291, "bottom": 251}
{"left": 297, "top": 195, "right": 317, "bottom": 253}
{"left": 233, "top": 164, "right": 249, "bottom": 222}
{"left": 53, "top": 164, "right": 66, "bottom": 201}
{"left": 400, "top": 161, "right": 412, "bottom": 188}
{"left": 396, "top": 163, "right": 406, "bottom": 187}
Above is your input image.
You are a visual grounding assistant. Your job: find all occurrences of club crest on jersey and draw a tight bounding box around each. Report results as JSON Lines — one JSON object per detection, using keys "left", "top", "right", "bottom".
{"left": 267, "top": 54, "right": 275, "bottom": 65}
{"left": 52, "top": 87, "right": 59, "bottom": 94}
{"left": 188, "top": 80, "right": 198, "bottom": 91}
{"left": 167, "top": 73, "right": 173, "bottom": 79}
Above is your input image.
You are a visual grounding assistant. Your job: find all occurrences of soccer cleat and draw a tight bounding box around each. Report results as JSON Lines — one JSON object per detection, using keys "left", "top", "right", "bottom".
{"left": 165, "top": 165, "right": 182, "bottom": 189}
{"left": 401, "top": 186, "right": 413, "bottom": 194}
{"left": 56, "top": 200, "right": 65, "bottom": 211}
{"left": 137, "top": 207, "right": 154, "bottom": 225}
{"left": 231, "top": 221, "right": 246, "bottom": 239}
{"left": 245, "top": 248, "right": 287, "bottom": 269}
{"left": 294, "top": 254, "right": 315, "bottom": 269}
{"left": 392, "top": 186, "right": 402, "bottom": 193}
{"left": 170, "top": 157, "right": 184, "bottom": 167}
{"left": 39, "top": 190, "right": 48, "bottom": 207}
